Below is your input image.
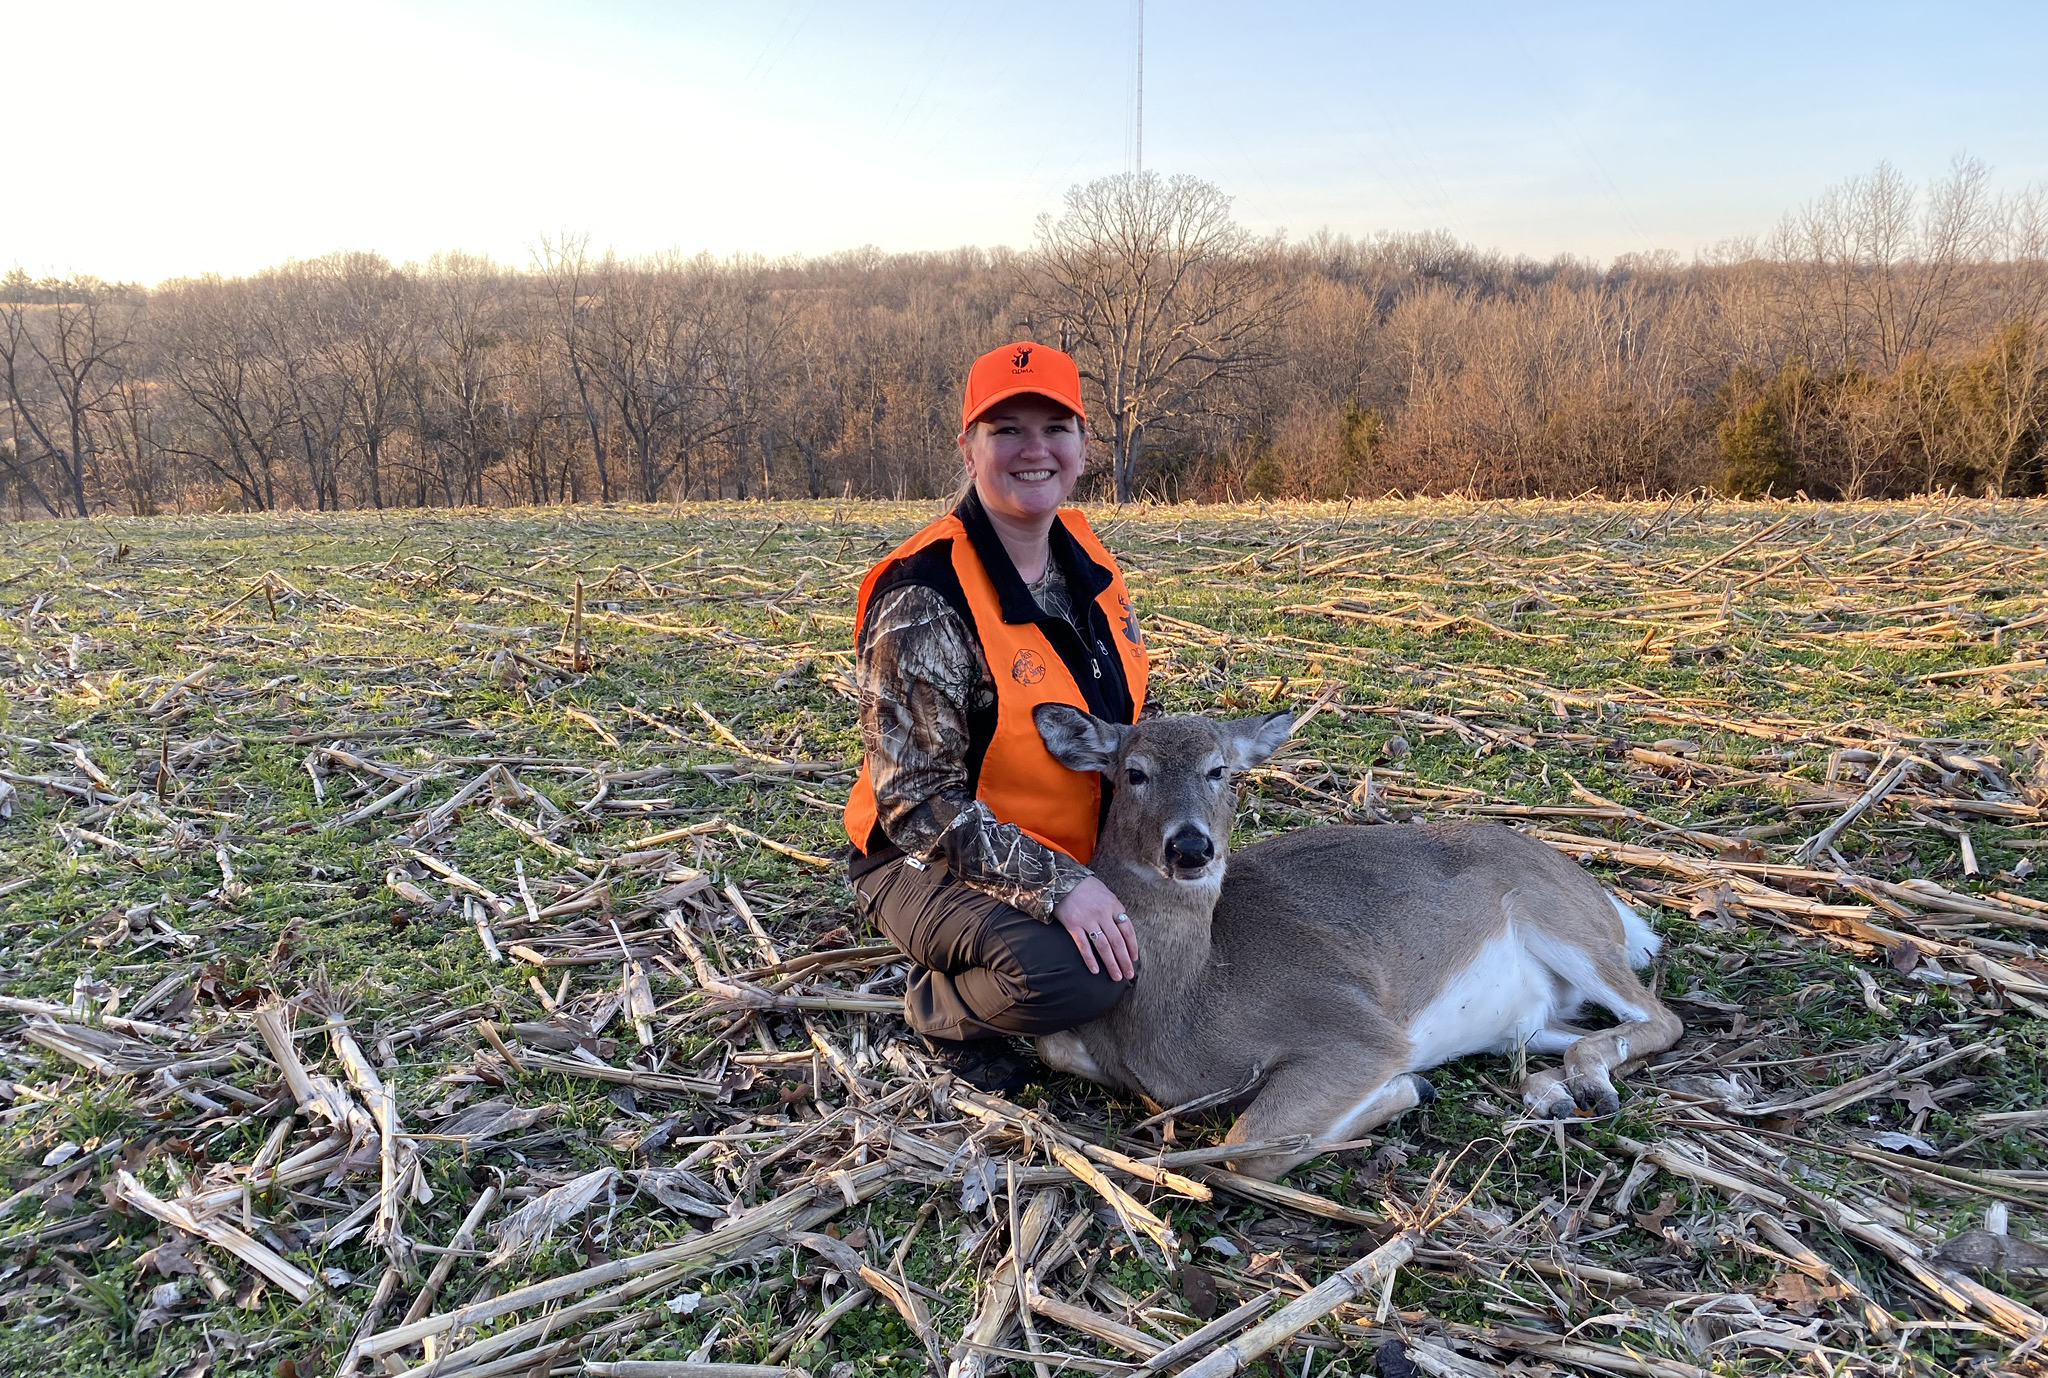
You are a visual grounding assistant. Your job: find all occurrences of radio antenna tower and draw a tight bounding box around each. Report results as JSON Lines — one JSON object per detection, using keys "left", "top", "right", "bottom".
{"left": 1133, "top": 0, "right": 1144, "bottom": 174}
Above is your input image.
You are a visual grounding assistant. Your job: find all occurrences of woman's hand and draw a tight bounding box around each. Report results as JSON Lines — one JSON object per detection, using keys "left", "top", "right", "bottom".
{"left": 1052, "top": 876, "right": 1140, "bottom": 983}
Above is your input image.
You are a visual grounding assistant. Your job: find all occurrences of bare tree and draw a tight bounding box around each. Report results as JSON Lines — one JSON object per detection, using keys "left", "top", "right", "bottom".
{"left": 578, "top": 252, "right": 690, "bottom": 502}
{"left": 500, "top": 306, "right": 583, "bottom": 505}
{"left": 1969, "top": 187, "right": 2048, "bottom": 495}
{"left": 1776, "top": 159, "right": 1996, "bottom": 373}
{"left": 415, "top": 251, "right": 511, "bottom": 506}
{"left": 700, "top": 257, "right": 787, "bottom": 499}
{"left": 97, "top": 366, "right": 168, "bottom": 515}
{"left": 1029, "top": 172, "right": 1290, "bottom": 500}
{"left": 154, "top": 277, "right": 294, "bottom": 510}
{"left": 537, "top": 236, "right": 617, "bottom": 502}
{"left": 0, "top": 273, "right": 134, "bottom": 516}
{"left": 309, "top": 253, "right": 418, "bottom": 509}
{"left": 247, "top": 267, "right": 349, "bottom": 509}
{"left": 11, "top": 161, "right": 2048, "bottom": 517}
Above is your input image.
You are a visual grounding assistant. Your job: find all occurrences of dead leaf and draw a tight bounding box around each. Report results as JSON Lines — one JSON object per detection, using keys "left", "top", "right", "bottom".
{"left": 578, "top": 1216, "right": 608, "bottom": 1268}
{"left": 1178, "top": 1262, "right": 1219, "bottom": 1319}
{"left": 1633, "top": 1191, "right": 1679, "bottom": 1234}
{"left": 1894, "top": 1082, "right": 1942, "bottom": 1116}
{"left": 1887, "top": 943, "right": 1922, "bottom": 976}
{"left": 1365, "top": 1142, "right": 1410, "bottom": 1178}
{"left": 716, "top": 1065, "right": 758, "bottom": 1103}
{"left": 135, "top": 1279, "right": 187, "bottom": 1335}
{"left": 194, "top": 962, "right": 260, "bottom": 1010}
{"left": 1760, "top": 1271, "right": 1848, "bottom": 1315}
{"left": 139, "top": 1236, "right": 200, "bottom": 1279}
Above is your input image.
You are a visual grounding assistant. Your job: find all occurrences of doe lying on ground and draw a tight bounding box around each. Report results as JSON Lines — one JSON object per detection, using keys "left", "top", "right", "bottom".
{"left": 1032, "top": 705, "right": 1682, "bottom": 1181}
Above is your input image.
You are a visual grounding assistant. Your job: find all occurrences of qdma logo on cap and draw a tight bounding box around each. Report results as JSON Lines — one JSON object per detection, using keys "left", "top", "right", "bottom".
{"left": 1011, "top": 347, "right": 1033, "bottom": 370}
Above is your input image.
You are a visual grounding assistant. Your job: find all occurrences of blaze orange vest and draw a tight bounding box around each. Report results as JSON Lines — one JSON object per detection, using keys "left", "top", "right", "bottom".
{"left": 844, "top": 507, "right": 1148, "bottom": 865}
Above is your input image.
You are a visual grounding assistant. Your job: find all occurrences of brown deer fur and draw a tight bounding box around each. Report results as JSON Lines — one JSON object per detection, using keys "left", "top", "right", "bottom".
{"left": 1032, "top": 706, "right": 1682, "bottom": 1181}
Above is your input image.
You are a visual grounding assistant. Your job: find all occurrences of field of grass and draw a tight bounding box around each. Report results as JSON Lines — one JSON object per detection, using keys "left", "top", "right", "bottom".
{"left": 2, "top": 495, "right": 2046, "bottom": 1378}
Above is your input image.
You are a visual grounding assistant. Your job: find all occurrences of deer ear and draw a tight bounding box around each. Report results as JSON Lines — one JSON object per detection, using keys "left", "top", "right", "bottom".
{"left": 1034, "top": 704, "right": 1126, "bottom": 772}
{"left": 1222, "top": 710, "right": 1294, "bottom": 769}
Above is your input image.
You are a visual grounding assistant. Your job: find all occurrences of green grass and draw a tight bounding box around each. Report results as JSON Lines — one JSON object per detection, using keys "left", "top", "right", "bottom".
{"left": 3, "top": 496, "right": 2048, "bottom": 1376}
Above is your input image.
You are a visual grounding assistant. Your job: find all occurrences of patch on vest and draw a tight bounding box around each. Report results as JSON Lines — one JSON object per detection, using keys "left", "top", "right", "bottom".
{"left": 1010, "top": 649, "right": 1047, "bottom": 685}
{"left": 1118, "top": 593, "right": 1142, "bottom": 645}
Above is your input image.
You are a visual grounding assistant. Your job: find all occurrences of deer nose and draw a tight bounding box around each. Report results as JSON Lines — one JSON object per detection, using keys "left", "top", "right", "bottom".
{"left": 1164, "top": 825, "right": 1214, "bottom": 870}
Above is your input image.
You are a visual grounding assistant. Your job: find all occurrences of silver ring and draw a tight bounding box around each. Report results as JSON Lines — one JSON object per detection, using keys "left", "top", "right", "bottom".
{"left": 1115, "top": 914, "right": 1132, "bottom": 925}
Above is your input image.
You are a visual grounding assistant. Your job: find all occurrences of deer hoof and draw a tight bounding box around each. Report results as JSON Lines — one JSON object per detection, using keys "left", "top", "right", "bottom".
{"left": 1407, "top": 1073, "right": 1437, "bottom": 1106}
{"left": 1568, "top": 1077, "right": 1621, "bottom": 1117}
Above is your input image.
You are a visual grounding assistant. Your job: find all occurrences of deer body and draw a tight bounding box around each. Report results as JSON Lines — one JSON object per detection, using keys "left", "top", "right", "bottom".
{"left": 1033, "top": 708, "right": 1681, "bottom": 1181}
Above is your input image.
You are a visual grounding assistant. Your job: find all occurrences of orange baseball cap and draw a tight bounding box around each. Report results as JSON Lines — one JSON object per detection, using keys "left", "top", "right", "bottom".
{"left": 960, "top": 341, "right": 1086, "bottom": 432}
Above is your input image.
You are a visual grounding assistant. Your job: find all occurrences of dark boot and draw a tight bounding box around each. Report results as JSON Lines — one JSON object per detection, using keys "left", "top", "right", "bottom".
{"left": 917, "top": 1034, "right": 1034, "bottom": 1095}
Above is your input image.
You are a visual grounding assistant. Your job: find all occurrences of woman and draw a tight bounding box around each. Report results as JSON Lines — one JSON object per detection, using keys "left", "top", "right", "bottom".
{"left": 844, "top": 341, "right": 1148, "bottom": 1092}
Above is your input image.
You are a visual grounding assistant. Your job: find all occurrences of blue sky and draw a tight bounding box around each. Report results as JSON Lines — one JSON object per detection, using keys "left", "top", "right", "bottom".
{"left": 12, "top": 0, "right": 2047, "bottom": 283}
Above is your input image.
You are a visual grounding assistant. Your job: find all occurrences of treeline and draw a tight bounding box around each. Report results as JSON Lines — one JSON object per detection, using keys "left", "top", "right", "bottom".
{"left": 4, "top": 161, "right": 2045, "bottom": 516}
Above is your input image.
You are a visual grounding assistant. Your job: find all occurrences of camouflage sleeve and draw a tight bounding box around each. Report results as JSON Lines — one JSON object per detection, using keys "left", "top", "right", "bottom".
{"left": 858, "top": 583, "right": 1093, "bottom": 921}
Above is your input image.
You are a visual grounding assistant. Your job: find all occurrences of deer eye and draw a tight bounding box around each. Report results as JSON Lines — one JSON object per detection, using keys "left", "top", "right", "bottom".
{"left": 1125, "top": 766, "right": 1148, "bottom": 786}
{"left": 1206, "top": 766, "right": 1227, "bottom": 782}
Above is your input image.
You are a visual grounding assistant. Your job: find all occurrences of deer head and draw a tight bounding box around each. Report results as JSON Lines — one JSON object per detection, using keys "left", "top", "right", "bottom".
{"left": 1034, "top": 706, "right": 1294, "bottom": 885}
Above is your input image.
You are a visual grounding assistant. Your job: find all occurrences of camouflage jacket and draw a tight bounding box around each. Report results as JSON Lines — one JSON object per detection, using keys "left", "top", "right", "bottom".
{"left": 853, "top": 494, "right": 1142, "bottom": 920}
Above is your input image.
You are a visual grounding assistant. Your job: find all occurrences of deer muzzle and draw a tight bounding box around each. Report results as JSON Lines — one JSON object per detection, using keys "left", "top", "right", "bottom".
{"left": 1163, "top": 823, "right": 1215, "bottom": 877}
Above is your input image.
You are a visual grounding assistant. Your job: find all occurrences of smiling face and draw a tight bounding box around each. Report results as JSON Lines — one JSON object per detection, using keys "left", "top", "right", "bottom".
{"left": 959, "top": 395, "right": 1087, "bottom": 530}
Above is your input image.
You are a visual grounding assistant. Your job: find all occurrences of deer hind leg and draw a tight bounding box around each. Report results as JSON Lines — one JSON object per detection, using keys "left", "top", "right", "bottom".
{"left": 1520, "top": 956, "right": 1680, "bottom": 1118}
{"left": 1224, "top": 1059, "right": 1429, "bottom": 1182}
{"left": 1518, "top": 1025, "right": 1590, "bottom": 1119}
{"left": 1560, "top": 959, "right": 1681, "bottom": 1113}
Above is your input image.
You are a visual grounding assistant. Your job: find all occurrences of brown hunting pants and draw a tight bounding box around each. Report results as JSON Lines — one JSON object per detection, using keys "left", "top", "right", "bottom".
{"left": 854, "top": 856, "right": 1127, "bottom": 1042}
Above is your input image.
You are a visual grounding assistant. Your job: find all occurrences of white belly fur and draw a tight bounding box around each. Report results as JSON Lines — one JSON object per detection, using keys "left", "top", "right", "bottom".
{"left": 1403, "top": 927, "right": 1570, "bottom": 1069}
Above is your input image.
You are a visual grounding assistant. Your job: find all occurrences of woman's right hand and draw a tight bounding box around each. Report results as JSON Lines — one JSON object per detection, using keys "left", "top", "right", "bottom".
{"left": 1053, "top": 876, "right": 1140, "bottom": 983}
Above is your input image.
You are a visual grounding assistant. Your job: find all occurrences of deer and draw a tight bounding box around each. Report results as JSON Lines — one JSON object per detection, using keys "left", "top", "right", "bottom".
{"left": 1030, "top": 705, "right": 1682, "bottom": 1182}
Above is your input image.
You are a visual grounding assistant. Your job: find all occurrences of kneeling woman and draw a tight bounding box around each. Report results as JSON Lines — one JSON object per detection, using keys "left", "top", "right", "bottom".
{"left": 845, "top": 342, "right": 1148, "bottom": 1091}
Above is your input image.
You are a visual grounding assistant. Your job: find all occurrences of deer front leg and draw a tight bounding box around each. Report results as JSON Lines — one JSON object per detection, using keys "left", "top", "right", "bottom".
{"left": 1035, "top": 1030, "right": 1109, "bottom": 1085}
{"left": 1223, "top": 1060, "right": 1431, "bottom": 1182}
